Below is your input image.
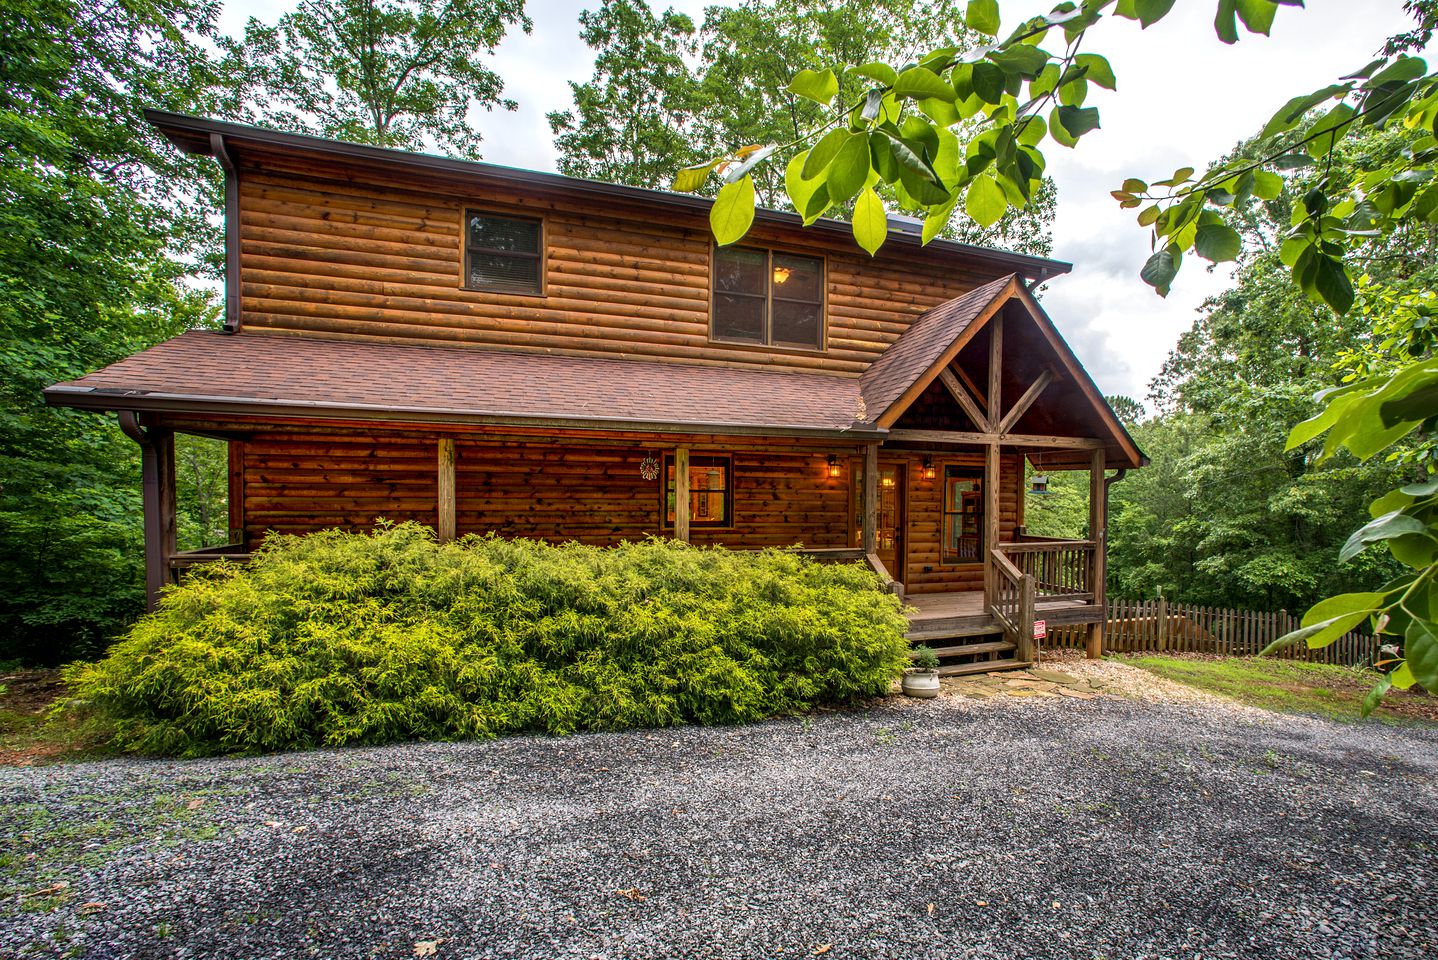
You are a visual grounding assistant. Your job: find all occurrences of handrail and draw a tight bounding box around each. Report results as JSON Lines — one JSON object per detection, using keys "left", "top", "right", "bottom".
{"left": 988, "top": 546, "right": 1035, "bottom": 662}
{"left": 999, "top": 539, "right": 1098, "bottom": 551}
{"left": 866, "top": 552, "right": 903, "bottom": 597}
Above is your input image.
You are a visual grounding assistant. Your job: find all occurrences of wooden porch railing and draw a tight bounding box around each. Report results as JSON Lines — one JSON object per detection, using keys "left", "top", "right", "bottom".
{"left": 989, "top": 547, "right": 1035, "bottom": 662}
{"left": 1001, "top": 538, "right": 1096, "bottom": 601}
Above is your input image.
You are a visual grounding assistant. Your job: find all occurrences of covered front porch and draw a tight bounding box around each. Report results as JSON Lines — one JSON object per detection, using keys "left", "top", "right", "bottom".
{"left": 851, "top": 276, "right": 1144, "bottom": 672}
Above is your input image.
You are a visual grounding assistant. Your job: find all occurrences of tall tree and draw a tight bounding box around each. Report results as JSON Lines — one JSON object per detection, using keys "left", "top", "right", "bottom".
{"left": 550, "top": 0, "right": 701, "bottom": 185}
{"left": 551, "top": 0, "right": 1055, "bottom": 256}
{"left": 0, "top": 0, "right": 224, "bottom": 663}
{"left": 227, "top": 0, "right": 531, "bottom": 157}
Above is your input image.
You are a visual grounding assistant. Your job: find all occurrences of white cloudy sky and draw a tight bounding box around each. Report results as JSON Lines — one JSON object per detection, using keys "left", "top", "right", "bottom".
{"left": 219, "top": 0, "right": 1419, "bottom": 401}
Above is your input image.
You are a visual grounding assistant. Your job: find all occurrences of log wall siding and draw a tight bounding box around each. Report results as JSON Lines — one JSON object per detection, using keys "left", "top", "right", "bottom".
{"left": 882, "top": 451, "right": 1025, "bottom": 595}
{"left": 235, "top": 155, "right": 1009, "bottom": 376}
{"left": 234, "top": 425, "right": 858, "bottom": 550}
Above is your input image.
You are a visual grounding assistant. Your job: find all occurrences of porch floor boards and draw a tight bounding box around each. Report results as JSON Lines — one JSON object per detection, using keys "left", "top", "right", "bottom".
{"left": 905, "top": 590, "right": 1102, "bottom": 632}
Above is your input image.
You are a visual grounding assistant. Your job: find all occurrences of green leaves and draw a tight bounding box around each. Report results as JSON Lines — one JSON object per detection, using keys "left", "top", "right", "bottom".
{"left": 671, "top": 160, "right": 718, "bottom": 193}
{"left": 965, "top": 174, "right": 1007, "bottom": 228}
{"left": 1074, "top": 53, "right": 1116, "bottom": 90}
{"left": 1050, "top": 105, "right": 1100, "bottom": 147}
{"left": 1131, "top": 0, "right": 1177, "bottom": 29}
{"left": 1338, "top": 510, "right": 1430, "bottom": 563}
{"left": 827, "top": 133, "right": 873, "bottom": 203}
{"left": 1263, "top": 591, "right": 1390, "bottom": 654}
{"left": 965, "top": 0, "right": 1000, "bottom": 36}
{"left": 1140, "top": 246, "right": 1180, "bottom": 297}
{"left": 710, "top": 174, "right": 755, "bottom": 246}
{"left": 1194, "top": 222, "right": 1241, "bottom": 263}
{"left": 848, "top": 62, "right": 898, "bottom": 87}
{"left": 803, "top": 129, "right": 852, "bottom": 181}
{"left": 852, "top": 187, "right": 887, "bottom": 256}
{"left": 894, "top": 66, "right": 956, "bottom": 102}
{"left": 786, "top": 68, "right": 839, "bottom": 106}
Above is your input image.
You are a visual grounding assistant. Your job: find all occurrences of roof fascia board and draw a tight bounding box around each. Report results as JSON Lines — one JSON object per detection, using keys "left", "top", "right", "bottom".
{"left": 873, "top": 275, "right": 1019, "bottom": 429}
{"left": 1010, "top": 284, "right": 1146, "bottom": 468}
{"left": 43, "top": 385, "right": 887, "bottom": 441}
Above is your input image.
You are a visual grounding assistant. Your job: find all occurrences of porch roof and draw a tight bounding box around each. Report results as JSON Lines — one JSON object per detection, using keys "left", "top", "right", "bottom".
{"left": 44, "top": 329, "right": 878, "bottom": 438}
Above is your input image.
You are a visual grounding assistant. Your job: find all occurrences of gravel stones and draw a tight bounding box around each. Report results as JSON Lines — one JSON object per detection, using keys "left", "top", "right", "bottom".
{"left": 1, "top": 695, "right": 1435, "bottom": 959}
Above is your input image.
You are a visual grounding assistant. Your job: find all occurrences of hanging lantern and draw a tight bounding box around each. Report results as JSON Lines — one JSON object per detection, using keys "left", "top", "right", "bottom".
{"left": 1029, "top": 474, "right": 1051, "bottom": 495}
{"left": 639, "top": 454, "right": 660, "bottom": 481}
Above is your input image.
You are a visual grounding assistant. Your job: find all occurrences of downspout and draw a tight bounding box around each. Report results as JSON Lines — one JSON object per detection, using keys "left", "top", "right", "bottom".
{"left": 210, "top": 133, "right": 241, "bottom": 333}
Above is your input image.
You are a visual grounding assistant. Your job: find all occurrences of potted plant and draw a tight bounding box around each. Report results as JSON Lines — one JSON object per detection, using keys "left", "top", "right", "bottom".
{"left": 902, "top": 645, "right": 941, "bottom": 698}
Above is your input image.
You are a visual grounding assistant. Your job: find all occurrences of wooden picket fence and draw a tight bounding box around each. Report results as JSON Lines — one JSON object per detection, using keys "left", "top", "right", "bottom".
{"left": 1042, "top": 598, "right": 1378, "bottom": 667}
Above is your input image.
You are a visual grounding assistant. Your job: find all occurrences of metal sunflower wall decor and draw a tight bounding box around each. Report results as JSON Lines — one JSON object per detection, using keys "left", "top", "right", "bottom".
{"left": 639, "top": 454, "right": 661, "bottom": 481}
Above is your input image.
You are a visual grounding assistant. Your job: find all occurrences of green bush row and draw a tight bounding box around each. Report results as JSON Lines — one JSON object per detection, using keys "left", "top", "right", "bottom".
{"left": 65, "top": 523, "right": 910, "bottom": 756}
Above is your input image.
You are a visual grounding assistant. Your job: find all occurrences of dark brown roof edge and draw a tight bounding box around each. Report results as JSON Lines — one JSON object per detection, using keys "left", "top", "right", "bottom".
{"left": 145, "top": 109, "right": 1074, "bottom": 285}
{"left": 44, "top": 384, "right": 888, "bottom": 441}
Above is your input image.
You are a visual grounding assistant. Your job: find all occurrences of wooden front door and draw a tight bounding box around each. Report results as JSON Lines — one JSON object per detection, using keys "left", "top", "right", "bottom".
{"left": 876, "top": 462, "right": 906, "bottom": 583}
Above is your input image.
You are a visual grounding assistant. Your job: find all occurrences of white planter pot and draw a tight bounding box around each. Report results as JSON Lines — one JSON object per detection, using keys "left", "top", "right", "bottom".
{"left": 902, "top": 669, "right": 941, "bottom": 698}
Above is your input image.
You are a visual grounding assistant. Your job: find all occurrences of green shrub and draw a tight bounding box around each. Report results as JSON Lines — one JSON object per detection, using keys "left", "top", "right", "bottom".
{"left": 64, "top": 523, "right": 909, "bottom": 756}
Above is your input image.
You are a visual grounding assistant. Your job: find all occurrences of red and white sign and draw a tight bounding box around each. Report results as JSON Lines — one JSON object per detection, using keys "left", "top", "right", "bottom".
{"left": 1033, "top": 620, "right": 1047, "bottom": 639}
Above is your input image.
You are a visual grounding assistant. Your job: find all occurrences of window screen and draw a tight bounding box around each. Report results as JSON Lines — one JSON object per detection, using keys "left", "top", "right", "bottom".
{"left": 465, "top": 211, "right": 542, "bottom": 294}
{"left": 712, "top": 246, "right": 824, "bottom": 349}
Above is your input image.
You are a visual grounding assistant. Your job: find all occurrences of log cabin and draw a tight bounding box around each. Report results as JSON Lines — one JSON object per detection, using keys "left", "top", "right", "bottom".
{"left": 44, "top": 111, "right": 1145, "bottom": 674}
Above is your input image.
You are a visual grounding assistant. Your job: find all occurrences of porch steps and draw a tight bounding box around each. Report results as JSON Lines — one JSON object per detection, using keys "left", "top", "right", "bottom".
{"left": 927, "top": 639, "right": 1014, "bottom": 659}
{"left": 907, "top": 627, "right": 1027, "bottom": 675}
{"left": 937, "top": 658, "right": 1032, "bottom": 677}
{"left": 905, "top": 623, "right": 1006, "bottom": 643}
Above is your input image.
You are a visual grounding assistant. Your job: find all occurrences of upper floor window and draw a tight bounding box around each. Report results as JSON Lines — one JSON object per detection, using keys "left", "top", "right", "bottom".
{"left": 712, "top": 246, "right": 824, "bottom": 351}
{"left": 465, "top": 210, "right": 542, "bottom": 295}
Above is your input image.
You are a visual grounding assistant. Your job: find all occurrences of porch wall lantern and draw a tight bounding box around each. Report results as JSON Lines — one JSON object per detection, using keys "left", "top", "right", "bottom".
{"left": 921, "top": 457, "right": 936, "bottom": 481}
{"left": 826, "top": 454, "right": 842, "bottom": 479}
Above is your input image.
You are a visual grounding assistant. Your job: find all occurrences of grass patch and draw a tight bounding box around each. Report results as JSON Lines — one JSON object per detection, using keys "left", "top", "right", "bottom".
{"left": 1123, "top": 655, "right": 1437, "bottom": 725}
{"left": 0, "top": 670, "right": 112, "bottom": 765}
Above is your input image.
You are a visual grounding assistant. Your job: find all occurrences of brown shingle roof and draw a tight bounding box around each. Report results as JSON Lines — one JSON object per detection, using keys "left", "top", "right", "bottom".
{"left": 859, "top": 274, "right": 1016, "bottom": 423}
{"left": 44, "top": 330, "right": 876, "bottom": 436}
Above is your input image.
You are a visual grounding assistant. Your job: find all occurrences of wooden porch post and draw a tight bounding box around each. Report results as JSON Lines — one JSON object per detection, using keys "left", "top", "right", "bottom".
{"left": 437, "top": 438, "right": 456, "bottom": 543}
{"left": 983, "top": 441, "right": 1000, "bottom": 607}
{"left": 861, "top": 443, "right": 878, "bottom": 554}
{"left": 139, "top": 427, "right": 177, "bottom": 612}
{"left": 674, "top": 446, "right": 691, "bottom": 543}
{"left": 1087, "top": 448, "right": 1108, "bottom": 658}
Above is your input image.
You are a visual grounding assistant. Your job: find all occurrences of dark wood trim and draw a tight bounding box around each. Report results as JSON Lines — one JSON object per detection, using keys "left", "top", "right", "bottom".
{"left": 437, "top": 437, "right": 456, "bottom": 542}
{"left": 460, "top": 208, "right": 546, "bottom": 297}
{"left": 138, "top": 426, "right": 177, "bottom": 611}
{"left": 661, "top": 451, "right": 733, "bottom": 532}
{"left": 937, "top": 368, "right": 989, "bottom": 432}
{"left": 875, "top": 275, "right": 1017, "bottom": 428}
{"left": 987, "top": 309, "right": 1004, "bottom": 425}
{"left": 886, "top": 429, "right": 1107, "bottom": 449}
{"left": 708, "top": 242, "right": 827, "bottom": 353}
{"left": 862, "top": 443, "right": 878, "bottom": 554}
{"left": 46, "top": 388, "right": 887, "bottom": 441}
{"left": 1013, "top": 284, "right": 1146, "bottom": 469}
{"left": 1088, "top": 447, "right": 1108, "bottom": 659}
{"left": 998, "top": 368, "right": 1053, "bottom": 434}
{"left": 983, "top": 443, "right": 1000, "bottom": 606}
{"left": 210, "top": 133, "right": 241, "bottom": 332}
{"left": 227, "top": 439, "right": 245, "bottom": 542}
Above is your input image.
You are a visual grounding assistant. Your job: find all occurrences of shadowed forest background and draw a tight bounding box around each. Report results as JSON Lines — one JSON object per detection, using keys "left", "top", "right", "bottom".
{"left": 1, "top": 0, "right": 1421, "bottom": 664}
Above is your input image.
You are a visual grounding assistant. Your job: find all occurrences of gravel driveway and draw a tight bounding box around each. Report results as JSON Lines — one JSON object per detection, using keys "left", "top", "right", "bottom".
{"left": 2, "top": 685, "right": 1435, "bottom": 959}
